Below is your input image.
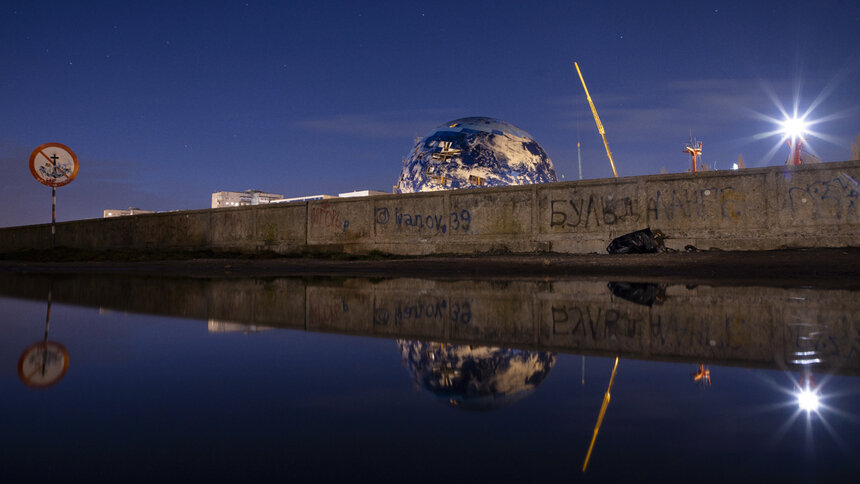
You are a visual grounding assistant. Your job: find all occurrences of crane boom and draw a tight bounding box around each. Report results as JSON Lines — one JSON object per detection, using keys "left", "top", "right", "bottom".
{"left": 574, "top": 62, "right": 619, "bottom": 178}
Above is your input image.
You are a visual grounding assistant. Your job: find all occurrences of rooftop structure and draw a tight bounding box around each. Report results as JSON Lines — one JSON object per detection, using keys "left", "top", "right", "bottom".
{"left": 103, "top": 207, "right": 155, "bottom": 218}
{"left": 273, "top": 194, "right": 337, "bottom": 204}
{"left": 212, "top": 189, "right": 284, "bottom": 208}
{"left": 337, "top": 190, "right": 388, "bottom": 198}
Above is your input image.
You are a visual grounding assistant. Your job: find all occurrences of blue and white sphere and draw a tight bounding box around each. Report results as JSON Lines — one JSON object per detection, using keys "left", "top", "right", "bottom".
{"left": 395, "top": 117, "right": 558, "bottom": 193}
{"left": 397, "top": 340, "right": 556, "bottom": 411}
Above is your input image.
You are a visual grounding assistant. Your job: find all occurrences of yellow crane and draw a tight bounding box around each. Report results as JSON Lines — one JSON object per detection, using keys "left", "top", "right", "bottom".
{"left": 574, "top": 62, "right": 619, "bottom": 178}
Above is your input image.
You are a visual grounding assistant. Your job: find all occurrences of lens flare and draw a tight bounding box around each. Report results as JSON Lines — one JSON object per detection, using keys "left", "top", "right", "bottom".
{"left": 781, "top": 117, "right": 807, "bottom": 140}
{"left": 797, "top": 388, "right": 820, "bottom": 412}
{"left": 740, "top": 75, "right": 855, "bottom": 165}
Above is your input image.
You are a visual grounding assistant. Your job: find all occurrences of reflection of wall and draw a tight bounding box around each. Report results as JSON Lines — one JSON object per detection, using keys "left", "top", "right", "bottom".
{"left": 207, "top": 320, "right": 273, "bottom": 334}
{"left": 2, "top": 161, "right": 860, "bottom": 255}
{"left": 0, "top": 274, "right": 857, "bottom": 374}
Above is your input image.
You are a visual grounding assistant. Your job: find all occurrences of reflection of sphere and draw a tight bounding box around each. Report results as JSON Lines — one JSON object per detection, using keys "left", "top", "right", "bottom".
{"left": 397, "top": 340, "right": 556, "bottom": 410}
{"left": 395, "top": 117, "right": 558, "bottom": 193}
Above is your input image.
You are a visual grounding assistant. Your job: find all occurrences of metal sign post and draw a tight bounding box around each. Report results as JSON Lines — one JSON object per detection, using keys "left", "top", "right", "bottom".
{"left": 29, "top": 143, "right": 79, "bottom": 248}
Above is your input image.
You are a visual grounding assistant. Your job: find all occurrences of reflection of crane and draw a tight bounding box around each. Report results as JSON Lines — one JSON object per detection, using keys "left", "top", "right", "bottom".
{"left": 683, "top": 136, "right": 703, "bottom": 173}
{"left": 691, "top": 364, "right": 711, "bottom": 386}
{"left": 582, "top": 355, "right": 586, "bottom": 385}
{"left": 582, "top": 356, "right": 619, "bottom": 472}
{"left": 574, "top": 62, "right": 619, "bottom": 178}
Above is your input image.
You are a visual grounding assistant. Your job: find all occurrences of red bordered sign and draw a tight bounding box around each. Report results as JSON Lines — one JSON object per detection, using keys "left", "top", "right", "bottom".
{"left": 29, "top": 142, "right": 79, "bottom": 187}
{"left": 17, "top": 342, "right": 70, "bottom": 388}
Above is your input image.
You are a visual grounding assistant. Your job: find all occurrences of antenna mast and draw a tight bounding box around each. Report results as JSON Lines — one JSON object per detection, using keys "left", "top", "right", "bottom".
{"left": 577, "top": 141, "right": 583, "bottom": 180}
{"left": 683, "top": 135, "right": 703, "bottom": 172}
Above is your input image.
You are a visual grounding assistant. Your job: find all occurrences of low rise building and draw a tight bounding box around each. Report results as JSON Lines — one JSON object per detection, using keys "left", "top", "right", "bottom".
{"left": 273, "top": 194, "right": 337, "bottom": 203}
{"left": 211, "top": 189, "right": 284, "bottom": 208}
{"left": 103, "top": 207, "right": 155, "bottom": 218}
{"left": 337, "top": 190, "right": 389, "bottom": 198}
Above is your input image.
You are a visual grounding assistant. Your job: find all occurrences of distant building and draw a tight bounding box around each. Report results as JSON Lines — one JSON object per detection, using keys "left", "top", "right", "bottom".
{"left": 337, "top": 190, "right": 389, "bottom": 198}
{"left": 211, "top": 189, "right": 284, "bottom": 208}
{"left": 270, "top": 191, "right": 386, "bottom": 204}
{"left": 273, "top": 194, "right": 336, "bottom": 204}
{"left": 103, "top": 207, "right": 155, "bottom": 218}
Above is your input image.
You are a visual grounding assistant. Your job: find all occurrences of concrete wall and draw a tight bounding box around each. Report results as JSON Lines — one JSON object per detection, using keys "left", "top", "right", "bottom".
{"left": 2, "top": 160, "right": 859, "bottom": 255}
{"left": 0, "top": 274, "right": 856, "bottom": 374}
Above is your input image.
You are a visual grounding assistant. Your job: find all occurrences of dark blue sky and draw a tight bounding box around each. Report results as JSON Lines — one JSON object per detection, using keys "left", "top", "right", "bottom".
{"left": 2, "top": 1, "right": 859, "bottom": 226}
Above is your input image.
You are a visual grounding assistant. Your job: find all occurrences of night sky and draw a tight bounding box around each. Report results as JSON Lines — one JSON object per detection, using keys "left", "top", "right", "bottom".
{"left": 2, "top": 1, "right": 859, "bottom": 227}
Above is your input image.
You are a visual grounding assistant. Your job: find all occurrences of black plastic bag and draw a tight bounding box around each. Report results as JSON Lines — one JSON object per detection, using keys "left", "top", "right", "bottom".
{"left": 606, "top": 228, "right": 663, "bottom": 254}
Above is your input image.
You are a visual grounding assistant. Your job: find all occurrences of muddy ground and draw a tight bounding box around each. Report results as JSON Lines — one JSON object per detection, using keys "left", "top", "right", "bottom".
{"left": 2, "top": 247, "right": 859, "bottom": 288}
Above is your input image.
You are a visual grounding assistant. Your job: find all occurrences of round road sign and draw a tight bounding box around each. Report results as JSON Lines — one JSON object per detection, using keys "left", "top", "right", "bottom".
{"left": 29, "top": 142, "right": 79, "bottom": 187}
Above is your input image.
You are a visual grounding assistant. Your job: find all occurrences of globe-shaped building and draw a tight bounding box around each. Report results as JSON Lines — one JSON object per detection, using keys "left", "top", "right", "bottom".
{"left": 397, "top": 340, "right": 556, "bottom": 411}
{"left": 395, "top": 117, "right": 558, "bottom": 193}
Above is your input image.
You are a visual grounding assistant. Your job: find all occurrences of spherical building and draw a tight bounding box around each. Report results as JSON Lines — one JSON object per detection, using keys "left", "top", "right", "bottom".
{"left": 395, "top": 117, "right": 558, "bottom": 193}
{"left": 397, "top": 340, "right": 556, "bottom": 411}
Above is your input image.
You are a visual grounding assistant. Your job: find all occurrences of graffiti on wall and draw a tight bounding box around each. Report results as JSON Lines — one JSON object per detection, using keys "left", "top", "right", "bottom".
{"left": 549, "top": 187, "right": 746, "bottom": 229}
{"left": 646, "top": 187, "right": 744, "bottom": 222}
{"left": 788, "top": 175, "right": 860, "bottom": 220}
{"left": 311, "top": 204, "right": 349, "bottom": 232}
{"left": 550, "top": 195, "right": 640, "bottom": 228}
{"left": 375, "top": 207, "right": 471, "bottom": 233}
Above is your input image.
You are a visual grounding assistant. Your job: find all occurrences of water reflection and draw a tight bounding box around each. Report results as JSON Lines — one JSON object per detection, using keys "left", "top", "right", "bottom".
{"left": 796, "top": 368, "right": 820, "bottom": 413}
{"left": 607, "top": 281, "right": 666, "bottom": 306}
{"left": 0, "top": 274, "right": 857, "bottom": 375}
{"left": 17, "top": 284, "right": 69, "bottom": 388}
{"left": 691, "top": 364, "right": 712, "bottom": 386}
{"left": 397, "top": 340, "right": 555, "bottom": 410}
{"left": 207, "top": 319, "right": 273, "bottom": 334}
{"left": 1, "top": 273, "right": 858, "bottom": 480}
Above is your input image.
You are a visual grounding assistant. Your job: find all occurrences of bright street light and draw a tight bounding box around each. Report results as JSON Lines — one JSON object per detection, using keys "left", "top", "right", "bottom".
{"left": 781, "top": 117, "right": 807, "bottom": 140}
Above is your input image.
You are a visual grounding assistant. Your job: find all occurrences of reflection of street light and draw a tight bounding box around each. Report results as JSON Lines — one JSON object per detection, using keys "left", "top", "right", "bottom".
{"left": 796, "top": 366, "right": 819, "bottom": 414}
{"left": 781, "top": 117, "right": 807, "bottom": 166}
{"left": 797, "top": 387, "right": 820, "bottom": 412}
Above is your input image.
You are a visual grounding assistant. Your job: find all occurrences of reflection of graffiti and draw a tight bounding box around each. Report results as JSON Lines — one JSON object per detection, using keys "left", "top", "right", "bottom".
{"left": 551, "top": 304, "right": 636, "bottom": 339}
{"left": 374, "top": 208, "right": 472, "bottom": 233}
{"left": 550, "top": 195, "right": 639, "bottom": 228}
{"left": 785, "top": 322, "right": 836, "bottom": 365}
{"left": 850, "top": 328, "right": 860, "bottom": 361}
{"left": 549, "top": 302, "right": 751, "bottom": 352}
{"left": 789, "top": 176, "right": 859, "bottom": 220}
{"left": 308, "top": 299, "right": 349, "bottom": 325}
{"left": 374, "top": 299, "right": 471, "bottom": 325}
